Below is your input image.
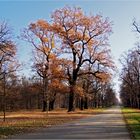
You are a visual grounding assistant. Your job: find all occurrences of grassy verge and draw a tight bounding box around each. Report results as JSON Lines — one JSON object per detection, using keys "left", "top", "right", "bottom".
{"left": 0, "top": 108, "right": 104, "bottom": 138}
{"left": 122, "top": 108, "right": 140, "bottom": 140}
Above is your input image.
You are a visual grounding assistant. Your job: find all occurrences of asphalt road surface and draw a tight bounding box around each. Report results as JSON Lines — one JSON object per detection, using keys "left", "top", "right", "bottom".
{"left": 9, "top": 106, "right": 131, "bottom": 140}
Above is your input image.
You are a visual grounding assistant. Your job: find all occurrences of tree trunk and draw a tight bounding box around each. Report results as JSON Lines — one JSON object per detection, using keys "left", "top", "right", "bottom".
{"left": 49, "top": 99, "right": 55, "bottom": 111}
{"left": 136, "top": 96, "right": 140, "bottom": 108}
{"left": 29, "top": 97, "right": 32, "bottom": 109}
{"left": 25, "top": 99, "right": 28, "bottom": 109}
{"left": 68, "top": 85, "right": 75, "bottom": 112}
{"left": 42, "top": 77, "right": 48, "bottom": 112}
{"left": 42, "top": 100, "right": 47, "bottom": 112}
{"left": 94, "top": 101, "right": 97, "bottom": 108}
{"left": 37, "top": 94, "right": 41, "bottom": 109}
{"left": 68, "top": 92, "right": 75, "bottom": 111}
{"left": 84, "top": 97, "right": 88, "bottom": 109}
{"left": 3, "top": 72, "right": 6, "bottom": 122}
{"left": 80, "top": 98, "right": 84, "bottom": 110}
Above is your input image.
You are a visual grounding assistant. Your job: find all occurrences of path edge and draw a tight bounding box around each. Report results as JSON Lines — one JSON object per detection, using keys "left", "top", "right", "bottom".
{"left": 121, "top": 107, "right": 134, "bottom": 140}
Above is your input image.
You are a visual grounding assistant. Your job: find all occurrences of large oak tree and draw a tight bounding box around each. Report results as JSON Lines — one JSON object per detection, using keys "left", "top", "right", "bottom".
{"left": 51, "top": 6, "right": 114, "bottom": 111}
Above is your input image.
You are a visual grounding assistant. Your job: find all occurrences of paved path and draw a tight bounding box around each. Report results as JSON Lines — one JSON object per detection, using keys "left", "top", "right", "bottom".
{"left": 10, "top": 106, "right": 131, "bottom": 139}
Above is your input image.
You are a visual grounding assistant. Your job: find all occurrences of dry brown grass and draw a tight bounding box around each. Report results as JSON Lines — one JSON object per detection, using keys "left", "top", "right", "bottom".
{"left": 0, "top": 108, "right": 104, "bottom": 138}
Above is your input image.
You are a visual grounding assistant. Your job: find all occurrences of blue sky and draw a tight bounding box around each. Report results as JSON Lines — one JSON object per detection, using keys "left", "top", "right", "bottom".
{"left": 0, "top": 0, "right": 140, "bottom": 93}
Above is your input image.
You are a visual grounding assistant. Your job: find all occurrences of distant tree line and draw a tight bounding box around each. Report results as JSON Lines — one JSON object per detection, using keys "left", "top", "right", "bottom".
{"left": 0, "top": 75, "right": 117, "bottom": 112}
{"left": 120, "top": 20, "right": 140, "bottom": 108}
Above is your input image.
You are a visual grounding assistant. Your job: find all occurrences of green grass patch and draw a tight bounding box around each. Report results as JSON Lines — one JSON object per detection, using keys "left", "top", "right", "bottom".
{"left": 122, "top": 108, "right": 140, "bottom": 139}
{"left": 0, "top": 127, "right": 25, "bottom": 139}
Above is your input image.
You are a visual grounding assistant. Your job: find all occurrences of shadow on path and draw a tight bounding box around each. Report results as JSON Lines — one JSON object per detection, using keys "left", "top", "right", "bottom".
{"left": 9, "top": 106, "right": 131, "bottom": 139}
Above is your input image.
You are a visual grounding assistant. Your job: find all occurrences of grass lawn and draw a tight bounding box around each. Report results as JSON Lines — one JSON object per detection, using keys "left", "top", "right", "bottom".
{"left": 122, "top": 108, "right": 140, "bottom": 140}
{"left": 0, "top": 108, "right": 104, "bottom": 138}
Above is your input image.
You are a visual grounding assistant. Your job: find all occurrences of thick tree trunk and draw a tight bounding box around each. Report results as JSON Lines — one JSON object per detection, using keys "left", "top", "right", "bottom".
{"left": 42, "top": 100, "right": 47, "bottom": 112}
{"left": 68, "top": 85, "right": 75, "bottom": 112}
{"left": 80, "top": 98, "right": 84, "bottom": 110}
{"left": 49, "top": 92, "right": 56, "bottom": 111}
{"left": 94, "top": 101, "right": 97, "bottom": 108}
{"left": 49, "top": 99, "right": 55, "bottom": 111}
{"left": 25, "top": 100, "right": 29, "bottom": 109}
{"left": 68, "top": 92, "right": 75, "bottom": 112}
{"left": 84, "top": 97, "right": 88, "bottom": 109}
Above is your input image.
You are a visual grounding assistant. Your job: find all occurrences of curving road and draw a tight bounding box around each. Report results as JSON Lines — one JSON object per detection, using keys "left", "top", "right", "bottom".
{"left": 9, "top": 106, "right": 131, "bottom": 139}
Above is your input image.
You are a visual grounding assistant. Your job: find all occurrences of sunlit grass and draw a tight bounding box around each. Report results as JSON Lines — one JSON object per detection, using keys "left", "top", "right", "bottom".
{"left": 122, "top": 108, "right": 140, "bottom": 139}
{"left": 0, "top": 108, "right": 105, "bottom": 138}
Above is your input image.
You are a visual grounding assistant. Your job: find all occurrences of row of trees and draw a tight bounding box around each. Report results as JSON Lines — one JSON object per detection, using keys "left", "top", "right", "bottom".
{"left": 120, "top": 20, "right": 140, "bottom": 108}
{"left": 0, "top": 75, "right": 117, "bottom": 111}
{"left": 0, "top": 21, "right": 19, "bottom": 121}
{"left": 0, "top": 6, "right": 117, "bottom": 115}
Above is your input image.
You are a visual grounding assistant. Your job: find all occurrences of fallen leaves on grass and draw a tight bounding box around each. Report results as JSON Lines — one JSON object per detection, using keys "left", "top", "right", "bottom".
{"left": 0, "top": 108, "right": 105, "bottom": 138}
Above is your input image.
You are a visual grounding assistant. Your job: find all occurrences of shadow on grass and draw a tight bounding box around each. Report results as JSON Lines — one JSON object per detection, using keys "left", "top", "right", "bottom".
{"left": 8, "top": 124, "right": 132, "bottom": 139}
